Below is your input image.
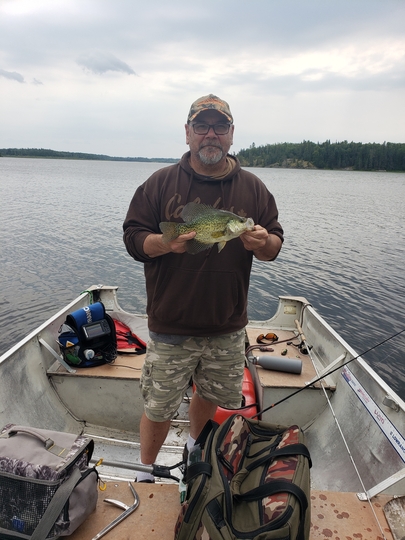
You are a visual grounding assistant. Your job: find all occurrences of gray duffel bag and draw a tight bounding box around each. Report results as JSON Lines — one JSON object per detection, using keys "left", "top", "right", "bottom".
{"left": 0, "top": 424, "right": 98, "bottom": 539}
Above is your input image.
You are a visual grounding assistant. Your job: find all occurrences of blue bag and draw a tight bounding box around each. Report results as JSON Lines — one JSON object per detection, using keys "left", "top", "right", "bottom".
{"left": 58, "top": 302, "right": 117, "bottom": 367}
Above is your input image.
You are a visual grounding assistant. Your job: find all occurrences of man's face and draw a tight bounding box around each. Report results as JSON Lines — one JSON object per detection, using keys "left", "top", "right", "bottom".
{"left": 185, "top": 110, "right": 234, "bottom": 166}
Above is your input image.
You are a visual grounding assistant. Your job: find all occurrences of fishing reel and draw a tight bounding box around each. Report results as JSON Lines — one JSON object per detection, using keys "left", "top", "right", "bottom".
{"left": 297, "top": 341, "right": 312, "bottom": 355}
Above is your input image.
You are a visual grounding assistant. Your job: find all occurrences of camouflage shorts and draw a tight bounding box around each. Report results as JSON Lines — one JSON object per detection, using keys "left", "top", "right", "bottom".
{"left": 140, "top": 330, "right": 246, "bottom": 422}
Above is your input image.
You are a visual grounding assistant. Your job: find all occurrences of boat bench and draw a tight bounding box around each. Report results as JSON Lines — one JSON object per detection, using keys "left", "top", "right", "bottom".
{"left": 47, "top": 353, "right": 145, "bottom": 380}
{"left": 245, "top": 327, "right": 324, "bottom": 390}
{"left": 67, "top": 481, "right": 393, "bottom": 540}
{"left": 46, "top": 326, "right": 333, "bottom": 429}
{"left": 47, "top": 327, "right": 321, "bottom": 389}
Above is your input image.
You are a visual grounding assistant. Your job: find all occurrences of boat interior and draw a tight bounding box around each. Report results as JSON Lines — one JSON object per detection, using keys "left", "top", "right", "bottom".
{"left": 1, "top": 285, "right": 403, "bottom": 539}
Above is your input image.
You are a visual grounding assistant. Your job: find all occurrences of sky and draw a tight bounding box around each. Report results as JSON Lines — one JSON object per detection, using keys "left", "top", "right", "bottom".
{"left": 0, "top": 0, "right": 404, "bottom": 159}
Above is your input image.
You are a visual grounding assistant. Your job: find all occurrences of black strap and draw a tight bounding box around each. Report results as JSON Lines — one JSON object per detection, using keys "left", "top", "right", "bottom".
{"left": 270, "top": 443, "right": 312, "bottom": 468}
{"left": 184, "top": 462, "right": 212, "bottom": 483}
{"left": 206, "top": 499, "right": 227, "bottom": 530}
{"left": 246, "top": 443, "right": 312, "bottom": 471}
{"left": 195, "top": 419, "right": 218, "bottom": 447}
{"left": 234, "top": 480, "right": 308, "bottom": 540}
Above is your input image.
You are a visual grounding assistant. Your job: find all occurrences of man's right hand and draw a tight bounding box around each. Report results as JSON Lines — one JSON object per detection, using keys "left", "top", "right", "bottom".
{"left": 143, "top": 231, "right": 196, "bottom": 258}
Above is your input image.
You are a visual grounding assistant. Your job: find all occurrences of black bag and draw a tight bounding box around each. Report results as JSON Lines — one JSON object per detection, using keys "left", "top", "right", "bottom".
{"left": 0, "top": 424, "right": 98, "bottom": 539}
{"left": 175, "top": 414, "right": 311, "bottom": 540}
{"left": 58, "top": 302, "right": 117, "bottom": 367}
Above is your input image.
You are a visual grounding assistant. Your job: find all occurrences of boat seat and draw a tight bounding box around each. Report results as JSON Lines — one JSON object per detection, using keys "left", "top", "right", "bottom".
{"left": 47, "top": 352, "right": 145, "bottom": 379}
{"left": 66, "top": 481, "right": 394, "bottom": 540}
{"left": 48, "top": 327, "right": 330, "bottom": 391}
{"left": 245, "top": 327, "right": 334, "bottom": 391}
{"left": 46, "top": 326, "right": 335, "bottom": 431}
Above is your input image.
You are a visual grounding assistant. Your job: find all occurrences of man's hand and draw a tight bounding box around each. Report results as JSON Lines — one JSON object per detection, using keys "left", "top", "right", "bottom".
{"left": 167, "top": 231, "right": 196, "bottom": 253}
{"left": 240, "top": 226, "right": 282, "bottom": 261}
{"left": 143, "top": 231, "right": 196, "bottom": 258}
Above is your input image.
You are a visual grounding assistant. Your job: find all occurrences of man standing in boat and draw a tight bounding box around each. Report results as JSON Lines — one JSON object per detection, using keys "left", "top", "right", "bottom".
{"left": 123, "top": 94, "right": 283, "bottom": 482}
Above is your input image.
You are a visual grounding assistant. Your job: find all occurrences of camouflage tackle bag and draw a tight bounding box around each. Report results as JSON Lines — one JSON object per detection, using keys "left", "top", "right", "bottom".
{"left": 174, "top": 414, "right": 311, "bottom": 540}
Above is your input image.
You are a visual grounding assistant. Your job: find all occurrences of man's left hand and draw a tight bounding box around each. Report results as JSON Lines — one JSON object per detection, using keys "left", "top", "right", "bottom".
{"left": 240, "top": 225, "right": 269, "bottom": 250}
{"left": 240, "top": 226, "right": 282, "bottom": 261}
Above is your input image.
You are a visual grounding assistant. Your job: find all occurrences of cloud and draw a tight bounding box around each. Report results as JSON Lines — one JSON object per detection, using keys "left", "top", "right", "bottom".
{"left": 0, "top": 69, "right": 25, "bottom": 83}
{"left": 76, "top": 50, "right": 136, "bottom": 75}
{"left": 222, "top": 65, "right": 405, "bottom": 98}
{"left": 1, "top": 0, "right": 404, "bottom": 156}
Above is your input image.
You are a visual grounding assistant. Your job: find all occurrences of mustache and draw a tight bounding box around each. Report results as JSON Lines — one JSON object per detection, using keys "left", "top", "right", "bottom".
{"left": 199, "top": 141, "right": 223, "bottom": 150}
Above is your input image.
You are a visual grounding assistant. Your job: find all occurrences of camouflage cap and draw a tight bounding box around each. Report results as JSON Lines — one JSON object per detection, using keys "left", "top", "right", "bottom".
{"left": 187, "top": 94, "right": 233, "bottom": 123}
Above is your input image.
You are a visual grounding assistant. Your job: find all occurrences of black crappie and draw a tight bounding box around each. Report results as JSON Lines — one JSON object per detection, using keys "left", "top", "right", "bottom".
{"left": 159, "top": 202, "right": 255, "bottom": 254}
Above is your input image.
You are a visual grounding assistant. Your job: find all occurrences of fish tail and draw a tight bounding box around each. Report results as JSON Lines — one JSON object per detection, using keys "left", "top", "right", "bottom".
{"left": 159, "top": 221, "right": 179, "bottom": 242}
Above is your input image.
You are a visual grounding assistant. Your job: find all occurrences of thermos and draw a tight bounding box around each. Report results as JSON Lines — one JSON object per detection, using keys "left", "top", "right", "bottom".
{"left": 250, "top": 355, "right": 302, "bottom": 374}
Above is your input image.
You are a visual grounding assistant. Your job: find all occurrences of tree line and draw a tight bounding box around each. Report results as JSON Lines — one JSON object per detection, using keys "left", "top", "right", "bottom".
{"left": 0, "top": 148, "right": 177, "bottom": 163}
{"left": 235, "top": 140, "right": 405, "bottom": 171}
{"left": 2, "top": 143, "right": 405, "bottom": 171}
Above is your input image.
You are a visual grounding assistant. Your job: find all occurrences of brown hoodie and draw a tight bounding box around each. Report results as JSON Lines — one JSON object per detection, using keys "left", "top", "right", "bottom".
{"left": 123, "top": 153, "right": 283, "bottom": 336}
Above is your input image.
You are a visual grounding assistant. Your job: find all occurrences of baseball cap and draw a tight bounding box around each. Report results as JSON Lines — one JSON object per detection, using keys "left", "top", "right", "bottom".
{"left": 187, "top": 94, "right": 233, "bottom": 123}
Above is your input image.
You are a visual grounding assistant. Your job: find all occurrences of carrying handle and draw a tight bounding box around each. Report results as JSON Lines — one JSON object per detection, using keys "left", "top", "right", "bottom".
{"left": 7, "top": 426, "right": 55, "bottom": 449}
{"left": 231, "top": 443, "right": 311, "bottom": 495}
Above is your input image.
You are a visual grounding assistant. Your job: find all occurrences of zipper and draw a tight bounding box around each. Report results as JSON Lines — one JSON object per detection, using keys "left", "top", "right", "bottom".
{"left": 216, "top": 449, "right": 234, "bottom": 474}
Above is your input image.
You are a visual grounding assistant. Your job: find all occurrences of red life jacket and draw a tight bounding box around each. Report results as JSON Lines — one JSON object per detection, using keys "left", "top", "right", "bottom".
{"left": 113, "top": 320, "right": 147, "bottom": 354}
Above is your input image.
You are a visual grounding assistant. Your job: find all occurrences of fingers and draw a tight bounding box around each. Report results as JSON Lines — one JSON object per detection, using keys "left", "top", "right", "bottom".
{"left": 240, "top": 226, "right": 269, "bottom": 251}
{"left": 170, "top": 231, "right": 196, "bottom": 253}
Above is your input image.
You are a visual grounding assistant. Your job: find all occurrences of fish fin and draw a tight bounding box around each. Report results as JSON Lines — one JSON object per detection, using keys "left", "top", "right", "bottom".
{"left": 217, "top": 241, "right": 227, "bottom": 253}
{"left": 159, "top": 221, "right": 179, "bottom": 242}
{"left": 185, "top": 239, "right": 213, "bottom": 255}
{"left": 211, "top": 230, "right": 227, "bottom": 239}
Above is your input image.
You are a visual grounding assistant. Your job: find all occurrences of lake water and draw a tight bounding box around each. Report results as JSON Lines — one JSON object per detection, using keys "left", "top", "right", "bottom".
{"left": 1, "top": 158, "right": 404, "bottom": 397}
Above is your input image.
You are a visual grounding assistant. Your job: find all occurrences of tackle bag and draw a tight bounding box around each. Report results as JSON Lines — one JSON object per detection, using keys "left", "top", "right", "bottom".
{"left": 58, "top": 301, "right": 117, "bottom": 367}
{"left": 174, "top": 414, "right": 311, "bottom": 540}
{"left": 0, "top": 424, "right": 98, "bottom": 539}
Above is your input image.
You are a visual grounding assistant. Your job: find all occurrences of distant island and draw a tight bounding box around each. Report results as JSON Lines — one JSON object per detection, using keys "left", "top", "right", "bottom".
{"left": 0, "top": 148, "right": 178, "bottom": 163}
{"left": 236, "top": 140, "right": 405, "bottom": 172}
{"left": 1, "top": 140, "right": 404, "bottom": 171}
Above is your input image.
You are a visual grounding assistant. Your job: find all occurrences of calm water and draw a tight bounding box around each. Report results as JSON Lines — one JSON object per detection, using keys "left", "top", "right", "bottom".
{"left": 1, "top": 158, "right": 404, "bottom": 396}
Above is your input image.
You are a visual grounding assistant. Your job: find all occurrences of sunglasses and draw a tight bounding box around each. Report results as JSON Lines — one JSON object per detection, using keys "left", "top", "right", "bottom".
{"left": 256, "top": 332, "right": 279, "bottom": 344}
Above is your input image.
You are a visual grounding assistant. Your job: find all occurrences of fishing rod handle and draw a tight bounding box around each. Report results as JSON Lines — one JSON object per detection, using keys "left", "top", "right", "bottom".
{"left": 295, "top": 319, "right": 307, "bottom": 342}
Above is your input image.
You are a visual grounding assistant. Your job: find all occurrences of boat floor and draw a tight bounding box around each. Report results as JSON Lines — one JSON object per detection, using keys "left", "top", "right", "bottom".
{"left": 68, "top": 481, "right": 394, "bottom": 540}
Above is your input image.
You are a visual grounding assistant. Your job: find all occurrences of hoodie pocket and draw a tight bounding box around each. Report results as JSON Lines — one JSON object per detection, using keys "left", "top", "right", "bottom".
{"left": 151, "top": 266, "right": 240, "bottom": 330}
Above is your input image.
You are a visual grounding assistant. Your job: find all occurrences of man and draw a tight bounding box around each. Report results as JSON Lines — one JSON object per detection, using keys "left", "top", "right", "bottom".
{"left": 123, "top": 94, "right": 283, "bottom": 481}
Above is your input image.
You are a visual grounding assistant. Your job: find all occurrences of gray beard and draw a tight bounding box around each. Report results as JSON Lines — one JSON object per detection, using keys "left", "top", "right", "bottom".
{"left": 198, "top": 144, "right": 224, "bottom": 165}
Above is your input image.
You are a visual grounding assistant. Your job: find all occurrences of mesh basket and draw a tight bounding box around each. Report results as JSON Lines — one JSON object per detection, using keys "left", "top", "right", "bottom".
{"left": 0, "top": 473, "right": 62, "bottom": 538}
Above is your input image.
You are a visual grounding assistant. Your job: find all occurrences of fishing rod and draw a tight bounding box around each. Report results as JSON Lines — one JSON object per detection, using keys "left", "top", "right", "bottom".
{"left": 253, "top": 326, "right": 405, "bottom": 418}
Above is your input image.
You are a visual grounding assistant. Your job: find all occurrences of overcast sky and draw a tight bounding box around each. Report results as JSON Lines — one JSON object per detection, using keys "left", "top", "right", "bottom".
{"left": 1, "top": 0, "right": 404, "bottom": 158}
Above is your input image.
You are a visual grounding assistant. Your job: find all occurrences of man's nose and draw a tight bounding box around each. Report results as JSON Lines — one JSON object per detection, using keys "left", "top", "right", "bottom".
{"left": 205, "top": 125, "right": 217, "bottom": 136}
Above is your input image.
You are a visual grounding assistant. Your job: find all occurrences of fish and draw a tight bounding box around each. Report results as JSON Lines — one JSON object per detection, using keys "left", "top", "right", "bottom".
{"left": 159, "top": 202, "right": 255, "bottom": 255}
